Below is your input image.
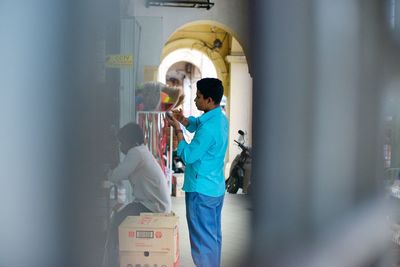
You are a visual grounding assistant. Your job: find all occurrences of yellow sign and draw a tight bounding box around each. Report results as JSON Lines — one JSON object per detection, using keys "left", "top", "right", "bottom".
{"left": 105, "top": 54, "right": 133, "bottom": 68}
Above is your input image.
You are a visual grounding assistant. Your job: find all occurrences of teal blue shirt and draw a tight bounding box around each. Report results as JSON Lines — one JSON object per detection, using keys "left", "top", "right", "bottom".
{"left": 177, "top": 107, "right": 229, "bottom": 197}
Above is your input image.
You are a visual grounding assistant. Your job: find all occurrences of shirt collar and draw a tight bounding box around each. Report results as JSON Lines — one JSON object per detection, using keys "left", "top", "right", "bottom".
{"left": 198, "top": 106, "right": 222, "bottom": 124}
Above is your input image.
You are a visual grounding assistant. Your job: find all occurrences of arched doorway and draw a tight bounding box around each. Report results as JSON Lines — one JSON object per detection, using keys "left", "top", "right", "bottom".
{"left": 158, "top": 48, "right": 219, "bottom": 118}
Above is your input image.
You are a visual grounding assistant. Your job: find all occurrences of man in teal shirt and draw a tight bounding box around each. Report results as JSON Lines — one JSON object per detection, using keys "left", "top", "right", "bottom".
{"left": 166, "top": 78, "right": 228, "bottom": 267}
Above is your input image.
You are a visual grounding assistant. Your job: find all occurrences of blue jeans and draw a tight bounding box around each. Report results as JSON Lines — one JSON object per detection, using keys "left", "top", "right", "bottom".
{"left": 185, "top": 192, "right": 224, "bottom": 267}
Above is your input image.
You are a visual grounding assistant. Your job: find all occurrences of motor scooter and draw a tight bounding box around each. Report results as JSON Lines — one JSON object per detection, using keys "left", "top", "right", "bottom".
{"left": 226, "top": 130, "right": 252, "bottom": 194}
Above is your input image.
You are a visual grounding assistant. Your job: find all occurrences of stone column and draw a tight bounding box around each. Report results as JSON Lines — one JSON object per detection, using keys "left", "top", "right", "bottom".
{"left": 225, "top": 54, "right": 253, "bottom": 167}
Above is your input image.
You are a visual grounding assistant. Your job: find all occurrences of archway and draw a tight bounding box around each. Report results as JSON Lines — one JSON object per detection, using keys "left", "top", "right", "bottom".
{"left": 158, "top": 48, "right": 219, "bottom": 118}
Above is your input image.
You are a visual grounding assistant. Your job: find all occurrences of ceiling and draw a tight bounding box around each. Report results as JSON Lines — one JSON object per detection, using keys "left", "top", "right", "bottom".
{"left": 166, "top": 24, "right": 231, "bottom": 57}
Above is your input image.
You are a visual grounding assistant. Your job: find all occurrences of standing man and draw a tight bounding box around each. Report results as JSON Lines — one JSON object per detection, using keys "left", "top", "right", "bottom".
{"left": 166, "top": 78, "right": 228, "bottom": 267}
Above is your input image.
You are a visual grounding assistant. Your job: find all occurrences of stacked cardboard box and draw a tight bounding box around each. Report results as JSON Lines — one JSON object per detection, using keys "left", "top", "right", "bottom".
{"left": 172, "top": 173, "right": 185, "bottom": 197}
{"left": 119, "top": 213, "right": 179, "bottom": 267}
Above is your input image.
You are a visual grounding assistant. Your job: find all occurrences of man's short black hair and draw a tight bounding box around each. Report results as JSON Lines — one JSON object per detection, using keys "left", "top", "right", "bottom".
{"left": 196, "top": 78, "right": 224, "bottom": 105}
{"left": 117, "top": 122, "right": 144, "bottom": 147}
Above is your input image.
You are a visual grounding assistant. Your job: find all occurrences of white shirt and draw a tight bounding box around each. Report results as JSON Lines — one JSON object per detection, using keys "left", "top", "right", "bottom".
{"left": 109, "top": 145, "right": 171, "bottom": 213}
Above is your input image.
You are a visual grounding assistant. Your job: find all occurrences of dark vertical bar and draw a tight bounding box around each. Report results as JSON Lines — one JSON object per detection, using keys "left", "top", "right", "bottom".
{"left": 249, "top": 0, "right": 393, "bottom": 266}
{"left": 0, "top": 0, "right": 120, "bottom": 266}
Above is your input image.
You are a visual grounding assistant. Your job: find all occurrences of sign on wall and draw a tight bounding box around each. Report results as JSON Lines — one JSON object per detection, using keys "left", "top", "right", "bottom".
{"left": 105, "top": 54, "right": 133, "bottom": 68}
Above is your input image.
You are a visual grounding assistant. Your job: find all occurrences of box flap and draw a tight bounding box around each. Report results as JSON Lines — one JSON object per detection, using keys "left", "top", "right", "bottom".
{"left": 140, "top": 211, "right": 176, "bottom": 217}
{"left": 120, "top": 215, "right": 178, "bottom": 229}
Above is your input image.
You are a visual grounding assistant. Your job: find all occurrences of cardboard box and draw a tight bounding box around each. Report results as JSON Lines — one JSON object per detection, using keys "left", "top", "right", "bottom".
{"left": 139, "top": 211, "right": 176, "bottom": 217}
{"left": 119, "top": 214, "right": 179, "bottom": 267}
{"left": 172, "top": 174, "right": 185, "bottom": 197}
{"left": 120, "top": 250, "right": 179, "bottom": 267}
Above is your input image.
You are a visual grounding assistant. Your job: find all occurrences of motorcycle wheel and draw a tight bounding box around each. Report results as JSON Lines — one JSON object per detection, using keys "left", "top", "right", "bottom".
{"left": 226, "top": 175, "right": 240, "bottom": 194}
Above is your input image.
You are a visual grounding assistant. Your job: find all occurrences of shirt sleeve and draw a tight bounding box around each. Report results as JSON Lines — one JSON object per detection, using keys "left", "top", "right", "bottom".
{"left": 109, "top": 148, "right": 141, "bottom": 183}
{"left": 177, "top": 128, "right": 214, "bottom": 164}
{"left": 185, "top": 116, "right": 200, "bottom": 133}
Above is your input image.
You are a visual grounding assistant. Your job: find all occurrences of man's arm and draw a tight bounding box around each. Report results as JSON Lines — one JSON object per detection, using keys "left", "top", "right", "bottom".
{"left": 177, "top": 128, "right": 214, "bottom": 164}
{"left": 109, "top": 149, "right": 140, "bottom": 183}
{"left": 172, "top": 109, "right": 199, "bottom": 132}
{"left": 179, "top": 116, "right": 189, "bottom": 127}
{"left": 172, "top": 109, "right": 188, "bottom": 127}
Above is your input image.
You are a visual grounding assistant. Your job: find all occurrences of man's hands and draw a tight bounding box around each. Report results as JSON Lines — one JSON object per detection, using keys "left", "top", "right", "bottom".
{"left": 165, "top": 110, "right": 180, "bottom": 130}
{"left": 166, "top": 109, "right": 187, "bottom": 143}
{"left": 171, "top": 109, "right": 184, "bottom": 123}
{"left": 166, "top": 108, "right": 188, "bottom": 129}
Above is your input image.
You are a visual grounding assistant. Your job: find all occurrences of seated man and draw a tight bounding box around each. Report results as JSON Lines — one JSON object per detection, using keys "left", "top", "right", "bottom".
{"left": 107, "top": 122, "right": 171, "bottom": 263}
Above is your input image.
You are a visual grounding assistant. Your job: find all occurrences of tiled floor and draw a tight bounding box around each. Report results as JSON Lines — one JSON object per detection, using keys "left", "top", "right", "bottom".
{"left": 171, "top": 191, "right": 252, "bottom": 267}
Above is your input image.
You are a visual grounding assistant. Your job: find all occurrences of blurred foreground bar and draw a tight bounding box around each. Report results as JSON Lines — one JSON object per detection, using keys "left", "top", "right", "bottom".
{"left": 249, "top": 0, "right": 400, "bottom": 266}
